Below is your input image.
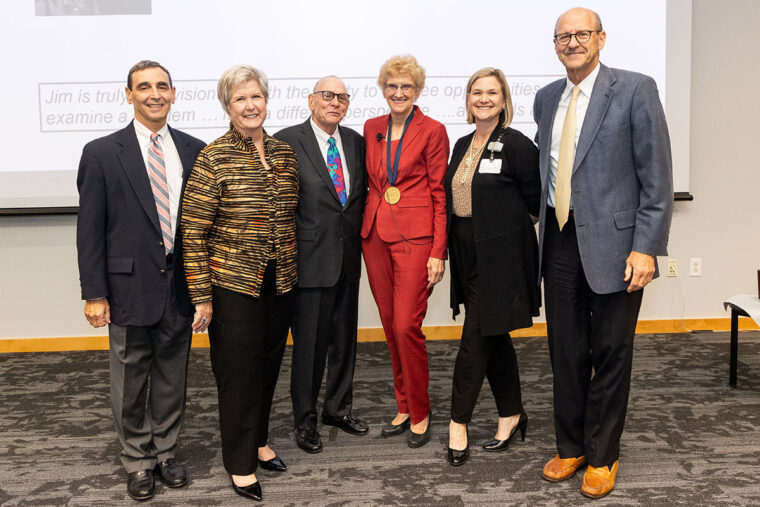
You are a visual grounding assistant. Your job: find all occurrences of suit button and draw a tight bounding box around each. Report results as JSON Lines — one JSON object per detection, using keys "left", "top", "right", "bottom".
{"left": 159, "top": 241, "right": 164, "bottom": 247}
{"left": 159, "top": 269, "right": 166, "bottom": 274}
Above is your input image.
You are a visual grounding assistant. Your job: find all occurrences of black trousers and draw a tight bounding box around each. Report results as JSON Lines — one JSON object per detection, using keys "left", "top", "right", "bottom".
{"left": 450, "top": 217, "right": 524, "bottom": 423}
{"left": 208, "top": 261, "right": 294, "bottom": 475}
{"left": 290, "top": 268, "right": 360, "bottom": 431}
{"left": 543, "top": 209, "right": 643, "bottom": 467}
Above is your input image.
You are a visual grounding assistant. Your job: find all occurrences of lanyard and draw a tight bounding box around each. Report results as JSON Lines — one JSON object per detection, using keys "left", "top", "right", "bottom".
{"left": 385, "top": 108, "right": 415, "bottom": 186}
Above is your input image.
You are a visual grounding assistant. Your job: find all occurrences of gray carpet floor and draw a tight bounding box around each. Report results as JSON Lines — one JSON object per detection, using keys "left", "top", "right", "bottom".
{"left": 1, "top": 331, "right": 759, "bottom": 506}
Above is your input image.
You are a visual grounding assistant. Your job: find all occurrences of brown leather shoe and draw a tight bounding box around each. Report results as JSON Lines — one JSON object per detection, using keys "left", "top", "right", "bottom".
{"left": 542, "top": 454, "right": 587, "bottom": 482}
{"left": 581, "top": 460, "right": 619, "bottom": 499}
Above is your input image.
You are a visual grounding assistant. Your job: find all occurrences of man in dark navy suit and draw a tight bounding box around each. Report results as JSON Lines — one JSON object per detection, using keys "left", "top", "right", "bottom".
{"left": 76, "top": 60, "right": 205, "bottom": 501}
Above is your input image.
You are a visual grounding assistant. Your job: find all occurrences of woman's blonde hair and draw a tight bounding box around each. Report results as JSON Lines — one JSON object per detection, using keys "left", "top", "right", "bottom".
{"left": 217, "top": 64, "right": 269, "bottom": 114}
{"left": 465, "top": 67, "right": 513, "bottom": 127}
{"left": 377, "top": 54, "right": 426, "bottom": 90}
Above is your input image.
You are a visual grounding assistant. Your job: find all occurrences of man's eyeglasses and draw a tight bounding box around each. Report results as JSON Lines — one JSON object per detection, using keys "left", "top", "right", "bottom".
{"left": 553, "top": 30, "right": 600, "bottom": 46}
{"left": 315, "top": 90, "right": 350, "bottom": 104}
{"left": 385, "top": 83, "right": 415, "bottom": 93}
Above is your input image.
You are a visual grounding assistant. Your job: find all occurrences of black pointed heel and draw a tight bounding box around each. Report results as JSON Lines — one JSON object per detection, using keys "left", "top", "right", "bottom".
{"left": 482, "top": 412, "right": 528, "bottom": 452}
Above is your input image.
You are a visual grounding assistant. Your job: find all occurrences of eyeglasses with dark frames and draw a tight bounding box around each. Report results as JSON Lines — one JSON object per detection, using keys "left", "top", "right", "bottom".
{"left": 314, "top": 90, "right": 350, "bottom": 103}
{"left": 553, "top": 30, "right": 600, "bottom": 46}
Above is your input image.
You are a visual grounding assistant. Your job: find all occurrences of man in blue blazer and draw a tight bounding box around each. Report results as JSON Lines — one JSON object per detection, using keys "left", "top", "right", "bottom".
{"left": 76, "top": 60, "right": 205, "bottom": 501}
{"left": 533, "top": 8, "right": 673, "bottom": 498}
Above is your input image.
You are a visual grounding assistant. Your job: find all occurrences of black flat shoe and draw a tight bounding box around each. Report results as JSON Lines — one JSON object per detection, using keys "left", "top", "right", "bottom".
{"left": 381, "top": 417, "right": 410, "bottom": 437}
{"left": 154, "top": 457, "right": 188, "bottom": 488}
{"left": 127, "top": 469, "right": 155, "bottom": 501}
{"left": 258, "top": 455, "right": 287, "bottom": 472}
{"left": 483, "top": 412, "right": 528, "bottom": 452}
{"left": 231, "top": 478, "right": 262, "bottom": 502}
{"left": 294, "top": 428, "right": 323, "bottom": 453}
{"left": 407, "top": 412, "right": 432, "bottom": 448}
{"left": 447, "top": 424, "right": 469, "bottom": 466}
{"left": 322, "top": 414, "right": 369, "bottom": 435}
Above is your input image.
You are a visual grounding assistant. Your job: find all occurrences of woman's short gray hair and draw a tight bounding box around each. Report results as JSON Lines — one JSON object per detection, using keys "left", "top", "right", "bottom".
{"left": 217, "top": 65, "right": 269, "bottom": 114}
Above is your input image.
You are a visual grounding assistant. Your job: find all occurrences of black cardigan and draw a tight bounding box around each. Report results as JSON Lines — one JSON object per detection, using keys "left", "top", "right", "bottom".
{"left": 444, "top": 126, "right": 542, "bottom": 335}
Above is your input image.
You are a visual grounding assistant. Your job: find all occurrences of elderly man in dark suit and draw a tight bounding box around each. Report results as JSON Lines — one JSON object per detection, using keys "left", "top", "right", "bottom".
{"left": 274, "top": 76, "right": 368, "bottom": 453}
{"left": 76, "top": 60, "right": 205, "bottom": 501}
{"left": 533, "top": 8, "right": 673, "bottom": 499}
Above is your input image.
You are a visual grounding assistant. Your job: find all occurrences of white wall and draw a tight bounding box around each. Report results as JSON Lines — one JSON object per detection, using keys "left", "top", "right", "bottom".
{"left": 1, "top": 0, "right": 758, "bottom": 339}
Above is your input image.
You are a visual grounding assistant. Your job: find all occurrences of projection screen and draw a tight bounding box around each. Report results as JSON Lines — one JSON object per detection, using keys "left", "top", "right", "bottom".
{"left": 0, "top": 0, "right": 691, "bottom": 213}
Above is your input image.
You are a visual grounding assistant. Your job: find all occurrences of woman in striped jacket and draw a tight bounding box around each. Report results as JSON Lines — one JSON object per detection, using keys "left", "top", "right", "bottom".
{"left": 181, "top": 64, "right": 298, "bottom": 502}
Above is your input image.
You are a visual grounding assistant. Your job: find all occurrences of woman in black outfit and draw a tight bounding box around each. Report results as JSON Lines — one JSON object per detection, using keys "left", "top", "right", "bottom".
{"left": 444, "top": 67, "right": 541, "bottom": 466}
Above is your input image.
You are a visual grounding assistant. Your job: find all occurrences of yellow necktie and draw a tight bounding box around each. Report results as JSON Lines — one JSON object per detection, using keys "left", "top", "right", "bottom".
{"left": 555, "top": 85, "right": 580, "bottom": 231}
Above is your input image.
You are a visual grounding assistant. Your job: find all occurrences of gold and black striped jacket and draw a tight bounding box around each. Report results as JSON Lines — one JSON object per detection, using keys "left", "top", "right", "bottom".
{"left": 181, "top": 125, "right": 298, "bottom": 302}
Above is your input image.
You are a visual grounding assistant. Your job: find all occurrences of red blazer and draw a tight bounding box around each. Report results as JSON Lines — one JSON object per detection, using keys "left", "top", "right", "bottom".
{"left": 361, "top": 107, "right": 449, "bottom": 259}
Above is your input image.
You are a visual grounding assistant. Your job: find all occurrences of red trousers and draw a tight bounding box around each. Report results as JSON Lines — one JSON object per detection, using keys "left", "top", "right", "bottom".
{"left": 362, "top": 224, "right": 432, "bottom": 424}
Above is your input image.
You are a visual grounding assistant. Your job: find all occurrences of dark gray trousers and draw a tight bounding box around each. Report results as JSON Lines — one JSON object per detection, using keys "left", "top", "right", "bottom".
{"left": 108, "top": 267, "right": 192, "bottom": 473}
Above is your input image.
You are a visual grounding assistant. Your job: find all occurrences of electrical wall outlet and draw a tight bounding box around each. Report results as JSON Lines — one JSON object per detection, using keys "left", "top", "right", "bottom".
{"left": 690, "top": 258, "right": 702, "bottom": 277}
{"left": 667, "top": 258, "right": 678, "bottom": 277}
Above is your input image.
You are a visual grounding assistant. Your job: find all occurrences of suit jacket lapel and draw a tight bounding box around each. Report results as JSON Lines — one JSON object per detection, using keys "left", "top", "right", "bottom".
{"left": 542, "top": 84, "right": 565, "bottom": 155}
{"left": 300, "top": 120, "right": 342, "bottom": 204}
{"left": 400, "top": 106, "right": 423, "bottom": 157}
{"left": 574, "top": 64, "right": 615, "bottom": 172}
{"left": 116, "top": 121, "right": 161, "bottom": 234}
{"left": 169, "top": 125, "right": 194, "bottom": 181}
{"left": 338, "top": 124, "right": 360, "bottom": 205}
{"left": 374, "top": 115, "right": 390, "bottom": 176}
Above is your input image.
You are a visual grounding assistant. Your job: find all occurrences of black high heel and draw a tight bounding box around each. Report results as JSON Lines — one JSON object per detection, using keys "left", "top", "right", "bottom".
{"left": 231, "top": 476, "right": 262, "bottom": 501}
{"left": 447, "top": 423, "right": 469, "bottom": 466}
{"left": 482, "top": 412, "right": 528, "bottom": 452}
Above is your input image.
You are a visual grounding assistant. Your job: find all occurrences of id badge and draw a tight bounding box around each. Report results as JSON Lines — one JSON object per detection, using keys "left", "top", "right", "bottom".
{"left": 478, "top": 158, "right": 501, "bottom": 174}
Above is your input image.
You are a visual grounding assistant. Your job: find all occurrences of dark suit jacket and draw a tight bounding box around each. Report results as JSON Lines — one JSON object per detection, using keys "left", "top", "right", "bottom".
{"left": 533, "top": 64, "right": 673, "bottom": 294}
{"left": 77, "top": 120, "right": 205, "bottom": 326}
{"left": 274, "top": 120, "right": 366, "bottom": 288}
{"left": 444, "top": 126, "right": 541, "bottom": 335}
{"left": 361, "top": 106, "right": 449, "bottom": 259}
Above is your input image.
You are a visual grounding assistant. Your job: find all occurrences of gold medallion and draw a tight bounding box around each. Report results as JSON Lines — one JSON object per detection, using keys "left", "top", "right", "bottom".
{"left": 384, "top": 186, "right": 401, "bottom": 204}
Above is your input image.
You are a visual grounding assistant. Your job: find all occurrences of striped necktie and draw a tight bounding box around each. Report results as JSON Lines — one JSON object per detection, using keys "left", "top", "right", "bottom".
{"left": 326, "top": 137, "right": 347, "bottom": 206}
{"left": 147, "top": 133, "right": 172, "bottom": 252}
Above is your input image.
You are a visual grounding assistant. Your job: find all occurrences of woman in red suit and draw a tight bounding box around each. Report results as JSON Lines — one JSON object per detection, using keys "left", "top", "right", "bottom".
{"left": 362, "top": 54, "right": 449, "bottom": 448}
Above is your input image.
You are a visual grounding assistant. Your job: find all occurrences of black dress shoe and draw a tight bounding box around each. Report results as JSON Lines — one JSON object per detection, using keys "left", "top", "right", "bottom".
{"left": 127, "top": 469, "right": 155, "bottom": 501}
{"left": 322, "top": 414, "right": 369, "bottom": 435}
{"left": 380, "top": 417, "right": 410, "bottom": 437}
{"left": 483, "top": 412, "right": 528, "bottom": 452}
{"left": 407, "top": 412, "right": 432, "bottom": 448}
{"left": 447, "top": 424, "right": 469, "bottom": 466}
{"left": 154, "top": 457, "right": 188, "bottom": 488}
{"left": 231, "top": 477, "right": 262, "bottom": 502}
{"left": 258, "top": 455, "right": 287, "bottom": 472}
{"left": 294, "top": 428, "right": 323, "bottom": 453}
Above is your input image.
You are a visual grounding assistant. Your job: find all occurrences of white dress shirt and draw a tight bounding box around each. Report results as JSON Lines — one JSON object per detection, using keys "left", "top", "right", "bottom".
{"left": 133, "top": 119, "right": 183, "bottom": 236}
{"left": 310, "top": 118, "right": 351, "bottom": 198}
{"left": 547, "top": 62, "right": 601, "bottom": 209}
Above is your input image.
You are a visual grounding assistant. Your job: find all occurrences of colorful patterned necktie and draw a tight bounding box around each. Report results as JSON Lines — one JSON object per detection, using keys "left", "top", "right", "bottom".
{"left": 147, "top": 133, "right": 173, "bottom": 252}
{"left": 326, "top": 137, "right": 347, "bottom": 206}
